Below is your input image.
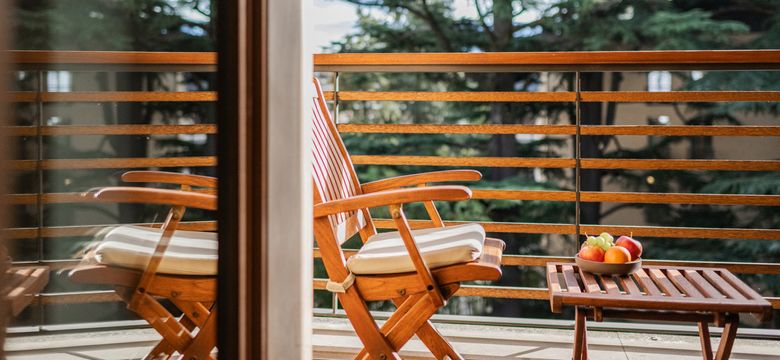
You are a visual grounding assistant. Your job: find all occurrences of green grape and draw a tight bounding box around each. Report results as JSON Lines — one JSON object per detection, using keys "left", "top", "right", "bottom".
{"left": 586, "top": 234, "right": 612, "bottom": 251}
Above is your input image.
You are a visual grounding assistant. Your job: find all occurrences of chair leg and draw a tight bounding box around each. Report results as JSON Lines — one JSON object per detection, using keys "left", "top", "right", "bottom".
{"left": 383, "top": 294, "right": 440, "bottom": 352}
{"left": 181, "top": 308, "right": 218, "bottom": 360}
{"left": 356, "top": 294, "right": 424, "bottom": 359}
{"left": 148, "top": 313, "right": 199, "bottom": 359}
{"left": 573, "top": 307, "right": 588, "bottom": 360}
{"left": 414, "top": 321, "right": 463, "bottom": 360}
{"left": 390, "top": 296, "right": 461, "bottom": 360}
{"left": 148, "top": 301, "right": 215, "bottom": 359}
{"left": 715, "top": 314, "right": 739, "bottom": 360}
{"left": 355, "top": 294, "right": 440, "bottom": 360}
{"left": 698, "top": 321, "right": 714, "bottom": 360}
{"left": 338, "top": 289, "right": 400, "bottom": 360}
{"left": 117, "top": 288, "right": 194, "bottom": 357}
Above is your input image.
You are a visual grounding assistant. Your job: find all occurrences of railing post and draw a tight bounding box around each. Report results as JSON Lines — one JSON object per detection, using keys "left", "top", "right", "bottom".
{"left": 35, "top": 69, "right": 45, "bottom": 331}
{"left": 574, "top": 71, "right": 582, "bottom": 250}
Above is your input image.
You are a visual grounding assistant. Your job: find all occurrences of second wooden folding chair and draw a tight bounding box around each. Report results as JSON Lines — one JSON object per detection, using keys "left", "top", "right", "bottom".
{"left": 68, "top": 171, "right": 218, "bottom": 360}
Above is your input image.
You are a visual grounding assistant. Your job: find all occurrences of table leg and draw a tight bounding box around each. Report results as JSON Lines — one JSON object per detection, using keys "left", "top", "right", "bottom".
{"left": 573, "top": 307, "right": 588, "bottom": 360}
{"left": 698, "top": 321, "right": 713, "bottom": 360}
{"left": 715, "top": 314, "right": 739, "bottom": 360}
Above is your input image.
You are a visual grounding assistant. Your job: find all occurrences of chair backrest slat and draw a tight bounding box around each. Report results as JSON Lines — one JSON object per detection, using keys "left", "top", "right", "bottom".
{"left": 311, "top": 78, "right": 368, "bottom": 244}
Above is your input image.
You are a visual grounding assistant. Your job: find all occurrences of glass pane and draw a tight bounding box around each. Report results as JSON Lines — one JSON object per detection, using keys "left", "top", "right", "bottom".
{"left": 3, "top": 1, "right": 218, "bottom": 357}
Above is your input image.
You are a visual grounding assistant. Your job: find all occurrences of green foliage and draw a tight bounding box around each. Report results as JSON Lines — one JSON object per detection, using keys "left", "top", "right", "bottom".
{"left": 643, "top": 9, "right": 749, "bottom": 49}
{"left": 14, "top": 0, "right": 214, "bottom": 51}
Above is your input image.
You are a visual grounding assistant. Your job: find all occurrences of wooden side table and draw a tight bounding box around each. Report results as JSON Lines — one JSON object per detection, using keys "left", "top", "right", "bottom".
{"left": 1, "top": 259, "right": 49, "bottom": 357}
{"left": 546, "top": 263, "right": 772, "bottom": 360}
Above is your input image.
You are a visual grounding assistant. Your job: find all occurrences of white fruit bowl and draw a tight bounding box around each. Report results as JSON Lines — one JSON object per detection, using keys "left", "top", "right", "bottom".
{"left": 575, "top": 255, "right": 641, "bottom": 275}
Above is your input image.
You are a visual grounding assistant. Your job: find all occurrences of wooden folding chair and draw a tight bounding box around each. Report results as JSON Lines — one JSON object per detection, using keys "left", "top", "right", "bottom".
{"left": 311, "top": 78, "right": 504, "bottom": 360}
{"left": 68, "top": 171, "right": 218, "bottom": 360}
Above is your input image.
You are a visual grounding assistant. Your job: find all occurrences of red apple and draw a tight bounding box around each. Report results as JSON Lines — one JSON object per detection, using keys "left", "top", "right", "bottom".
{"left": 578, "top": 244, "right": 605, "bottom": 262}
{"left": 615, "top": 236, "right": 642, "bottom": 261}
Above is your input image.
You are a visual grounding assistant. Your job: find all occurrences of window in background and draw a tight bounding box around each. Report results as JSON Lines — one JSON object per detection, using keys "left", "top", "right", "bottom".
{"left": 647, "top": 71, "right": 672, "bottom": 92}
{"left": 46, "top": 71, "right": 71, "bottom": 92}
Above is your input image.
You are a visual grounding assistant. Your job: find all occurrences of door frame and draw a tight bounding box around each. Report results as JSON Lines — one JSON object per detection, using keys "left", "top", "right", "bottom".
{"left": 217, "top": 0, "right": 312, "bottom": 358}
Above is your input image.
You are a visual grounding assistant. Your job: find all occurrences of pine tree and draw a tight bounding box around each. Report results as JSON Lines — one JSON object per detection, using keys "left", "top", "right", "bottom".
{"left": 330, "top": 0, "right": 780, "bottom": 319}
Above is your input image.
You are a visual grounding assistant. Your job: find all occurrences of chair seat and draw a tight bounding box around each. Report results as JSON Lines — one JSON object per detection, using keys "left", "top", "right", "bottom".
{"left": 347, "top": 223, "right": 485, "bottom": 275}
{"left": 94, "top": 225, "right": 217, "bottom": 276}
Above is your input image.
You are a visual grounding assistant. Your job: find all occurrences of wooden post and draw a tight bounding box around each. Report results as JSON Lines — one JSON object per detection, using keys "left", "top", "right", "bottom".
{"left": 0, "top": 1, "right": 10, "bottom": 357}
{"left": 217, "top": 0, "right": 311, "bottom": 358}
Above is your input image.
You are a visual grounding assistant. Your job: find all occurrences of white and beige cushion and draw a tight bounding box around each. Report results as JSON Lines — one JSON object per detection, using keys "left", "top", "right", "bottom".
{"left": 94, "top": 225, "right": 218, "bottom": 276}
{"left": 347, "top": 223, "right": 485, "bottom": 275}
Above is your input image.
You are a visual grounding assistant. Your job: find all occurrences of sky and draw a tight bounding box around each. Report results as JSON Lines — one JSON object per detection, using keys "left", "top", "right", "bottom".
{"left": 311, "top": 0, "right": 483, "bottom": 52}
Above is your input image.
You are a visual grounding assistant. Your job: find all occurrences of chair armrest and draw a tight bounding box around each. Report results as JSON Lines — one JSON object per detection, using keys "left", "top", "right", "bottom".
{"left": 313, "top": 186, "right": 471, "bottom": 218}
{"left": 361, "top": 170, "right": 481, "bottom": 193}
{"left": 84, "top": 187, "right": 217, "bottom": 211}
{"left": 122, "top": 171, "right": 217, "bottom": 188}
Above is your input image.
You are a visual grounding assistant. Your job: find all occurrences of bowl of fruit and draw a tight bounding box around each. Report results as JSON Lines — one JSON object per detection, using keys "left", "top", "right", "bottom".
{"left": 575, "top": 232, "right": 642, "bottom": 275}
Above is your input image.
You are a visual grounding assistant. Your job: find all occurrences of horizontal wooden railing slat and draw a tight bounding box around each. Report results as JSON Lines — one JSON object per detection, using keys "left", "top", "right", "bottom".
{"left": 325, "top": 91, "right": 780, "bottom": 103}
{"left": 6, "top": 124, "right": 217, "bottom": 136}
{"left": 5, "top": 189, "right": 216, "bottom": 205}
{"left": 372, "top": 219, "right": 780, "bottom": 240}
{"left": 326, "top": 91, "right": 575, "bottom": 102}
{"left": 2, "top": 221, "right": 216, "bottom": 240}
{"left": 36, "top": 284, "right": 780, "bottom": 310}
{"left": 582, "top": 125, "right": 780, "bottom": 137}
{"left": 338, "top": 124, "right": 780, "bottom": 137}
{"left": 11, "top": 50, "right": 217, "bottom": 65}
{"left": 581, "top": 159, "right": 780, "bottom": 171}
{"left": 313, "top": 249, "right": 780, "bottom": 275}
{"left": 351, "top": 155, "right": 575, "bottom": 168}
{"left": 10, "top": 91, "right": 217, "bottom": 103}
{"left": 314, "top": 50, "right": 780, "bottom": 72}
{"left": 351, "top": 155, "right": 780, "bottom": 171}
{"left": 10, "top": 156, "right": 217, "bottom": 170}
{"left": 471, "top": 190, "right": 780, "bottom": 206}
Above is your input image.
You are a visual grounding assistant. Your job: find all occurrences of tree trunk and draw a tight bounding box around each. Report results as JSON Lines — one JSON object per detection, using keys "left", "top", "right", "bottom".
{"left": 485, "top": 0, "right": 518, "bottom": 181}
{"left": 110, "top": 73, "right": 146, "bottom": 224}
{"left": 487, "top": 73, "right": 518, "bottom": 181}
{"left": 578, "top": 73, "right": 603, "bottom": 226}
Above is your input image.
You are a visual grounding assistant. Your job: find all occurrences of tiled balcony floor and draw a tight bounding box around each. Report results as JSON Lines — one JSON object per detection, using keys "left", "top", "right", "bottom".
{"left": 5, "top": 317, "right": 779, "bottom": 359}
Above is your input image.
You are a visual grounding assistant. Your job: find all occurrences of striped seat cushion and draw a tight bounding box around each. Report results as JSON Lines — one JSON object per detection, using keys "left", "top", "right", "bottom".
{"left": 347, "top": 223, "right": 485, "bottom": 275}
{"left": 94, "top": 225, "right": 217, "bottom": 276}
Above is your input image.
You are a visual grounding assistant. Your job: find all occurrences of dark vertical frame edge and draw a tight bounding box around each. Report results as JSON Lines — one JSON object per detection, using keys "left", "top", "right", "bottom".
{"left": 217, "top": 0, "right": 269, "bottom": 358}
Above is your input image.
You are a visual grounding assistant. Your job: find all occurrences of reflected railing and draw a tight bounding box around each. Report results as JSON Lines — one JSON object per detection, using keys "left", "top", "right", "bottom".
{"left": 5, "top": 51, "right": 217, "bottom": 330}
{"left": 4, "top": 50, "right": 780, "bottom": 336}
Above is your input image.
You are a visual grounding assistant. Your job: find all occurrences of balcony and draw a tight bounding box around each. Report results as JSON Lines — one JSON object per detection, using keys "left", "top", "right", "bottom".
{"left": 3, "top": 50, "right": 780, "bottom": 359}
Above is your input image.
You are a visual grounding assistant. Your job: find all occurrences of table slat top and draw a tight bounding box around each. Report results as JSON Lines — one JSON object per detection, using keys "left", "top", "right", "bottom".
{"left": 547, "top": 263, "right": 772, "bottom": 320}
{"left": 2, "top": 266, "right": 50, "bottom": 317}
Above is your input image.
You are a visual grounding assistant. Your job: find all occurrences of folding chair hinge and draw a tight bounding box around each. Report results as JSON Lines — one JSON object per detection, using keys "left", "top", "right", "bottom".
{"left": 326, "top": 273, "right": 355, "bottom": 293}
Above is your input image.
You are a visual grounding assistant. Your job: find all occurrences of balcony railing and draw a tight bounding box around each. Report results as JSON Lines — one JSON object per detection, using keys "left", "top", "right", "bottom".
{"left": 3, "top": 50, "right": 779, "bottom": 335}
{"left": 312, "top": 50, "right": 780, "bottom": 321}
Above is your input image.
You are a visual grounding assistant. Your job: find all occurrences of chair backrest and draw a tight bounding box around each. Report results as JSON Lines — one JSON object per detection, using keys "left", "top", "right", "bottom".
{"left": 311, "top": 78, "right": 372, "bottom": 245}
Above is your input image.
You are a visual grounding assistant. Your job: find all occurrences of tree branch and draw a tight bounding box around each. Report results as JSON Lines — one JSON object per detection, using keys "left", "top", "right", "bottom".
{"left": 419, "top": 0, "right": 455, "bottom": 51}
{"left": 344, "top": 0, "right": 455, "bottom": 51}
{"left": 474, "top": 0, "right": 497, "bottom": 43}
